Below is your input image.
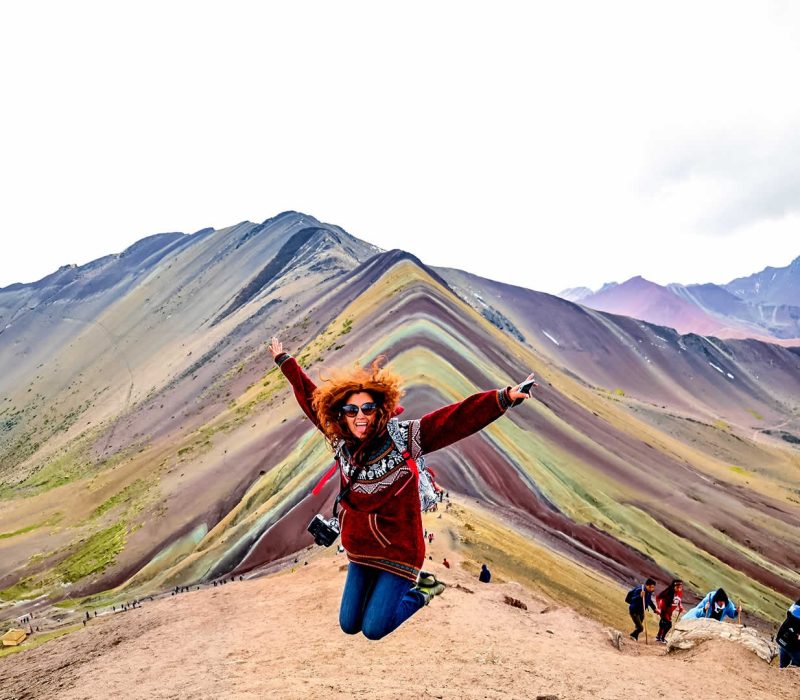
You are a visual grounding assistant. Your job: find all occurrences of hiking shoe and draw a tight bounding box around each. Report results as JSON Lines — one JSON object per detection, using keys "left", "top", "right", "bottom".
{"left": 417, "top": 571, "right": 438, "bottom": 587}
{"left": 415, "top": 581, "right": 446, "bottom": 605}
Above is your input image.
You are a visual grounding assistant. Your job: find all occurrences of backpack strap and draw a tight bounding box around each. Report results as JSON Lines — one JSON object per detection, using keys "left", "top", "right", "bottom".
{"left": 386, "top": 419, "right": 420, "bottom": 475}
{"left": 400, "top": 448, "right": 419, "bottom": 476}
{"left": 311, "top": 461, "right": 339, "bottom": 496}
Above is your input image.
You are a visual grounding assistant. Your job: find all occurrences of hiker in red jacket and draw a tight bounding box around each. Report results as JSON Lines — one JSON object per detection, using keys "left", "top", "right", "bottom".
{"left": 655, "top": 579, "right": 685, "bottom": 643}
{"left": 269, "top": 336, "right": 537, "bottom": 640}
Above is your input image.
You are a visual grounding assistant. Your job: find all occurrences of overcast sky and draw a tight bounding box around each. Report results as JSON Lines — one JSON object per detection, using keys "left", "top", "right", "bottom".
{"left": 1, "top": 1, "right": 798, "bottom": 294}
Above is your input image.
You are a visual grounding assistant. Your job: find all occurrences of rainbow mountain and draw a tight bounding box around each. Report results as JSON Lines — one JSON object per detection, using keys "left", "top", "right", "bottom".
{"left": 1, "top": 212, "right": 799, "bottom": 627}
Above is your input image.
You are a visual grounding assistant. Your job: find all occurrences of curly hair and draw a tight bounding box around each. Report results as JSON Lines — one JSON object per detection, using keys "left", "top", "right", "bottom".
{"left": 311, "top": 356, "right": 403, "bottom": 454}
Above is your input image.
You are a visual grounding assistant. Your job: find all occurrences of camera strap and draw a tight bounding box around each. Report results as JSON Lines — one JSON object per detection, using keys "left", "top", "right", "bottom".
{"left": 332, "top": 460, "right": 364, "bottom": 520}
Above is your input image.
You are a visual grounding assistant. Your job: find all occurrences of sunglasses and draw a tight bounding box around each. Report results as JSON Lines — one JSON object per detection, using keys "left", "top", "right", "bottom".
{"left": 340, "top": 402, "right": 379, "bottom": 417}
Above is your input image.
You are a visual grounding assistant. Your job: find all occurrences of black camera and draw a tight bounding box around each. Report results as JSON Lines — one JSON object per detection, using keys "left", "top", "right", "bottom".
{"left": 307, "top": 514, "right": 340, "bottom": 547}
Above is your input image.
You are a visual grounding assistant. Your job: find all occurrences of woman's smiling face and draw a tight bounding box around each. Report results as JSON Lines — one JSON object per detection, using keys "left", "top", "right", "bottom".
{"left": 341, "top": 391, "right": 377, "bottom": 440}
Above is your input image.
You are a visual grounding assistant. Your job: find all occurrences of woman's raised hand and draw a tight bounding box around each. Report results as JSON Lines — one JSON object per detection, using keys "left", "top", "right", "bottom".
{"left": 508, "top": 372, "right": 538, "bottom": 401}
{"left": 268, "top": 336, "right": 284, "bottom": 359}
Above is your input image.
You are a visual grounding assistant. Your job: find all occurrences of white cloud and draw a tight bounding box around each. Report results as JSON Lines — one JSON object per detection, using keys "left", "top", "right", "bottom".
{"left": 641, "top": 126, "right": 800, "bottom": 235}
{"left": 0, "top": 1, "right": 798, "bottom": 294}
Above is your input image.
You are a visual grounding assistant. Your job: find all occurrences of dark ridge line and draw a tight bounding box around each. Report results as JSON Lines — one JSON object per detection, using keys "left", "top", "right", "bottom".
{"left": 212, "top": 227, "right": 324, "bottom": 326}
{"left": 234, "top": 223, "right": 266, "bottom": 249}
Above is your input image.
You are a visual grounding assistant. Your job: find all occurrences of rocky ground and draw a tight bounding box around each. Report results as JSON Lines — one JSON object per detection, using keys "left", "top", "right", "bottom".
{"left": 1, "top": 527, "right": 797, "bottom": 700}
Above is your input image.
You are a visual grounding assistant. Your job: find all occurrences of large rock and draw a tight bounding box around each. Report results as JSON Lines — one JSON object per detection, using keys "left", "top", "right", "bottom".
{"left": 667, "top": 617, "right": 778, "bottom": 663}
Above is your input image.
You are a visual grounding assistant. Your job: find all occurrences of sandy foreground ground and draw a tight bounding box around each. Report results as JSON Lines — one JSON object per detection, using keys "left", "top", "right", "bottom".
{"left": 1, "top": 542, "right": 798, "bottom": 700}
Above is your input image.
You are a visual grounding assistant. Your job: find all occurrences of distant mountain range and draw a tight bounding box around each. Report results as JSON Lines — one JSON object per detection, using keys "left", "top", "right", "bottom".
{"left": 560, "top": 256, "right": 800, "bottom": 342}
{"left": 2, "top": 212, "right": 799, "bottom": 629}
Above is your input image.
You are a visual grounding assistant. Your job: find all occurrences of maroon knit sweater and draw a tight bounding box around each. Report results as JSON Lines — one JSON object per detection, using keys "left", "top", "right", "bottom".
{"left": 277, "top": 354, "right": 515, "bottom": 581}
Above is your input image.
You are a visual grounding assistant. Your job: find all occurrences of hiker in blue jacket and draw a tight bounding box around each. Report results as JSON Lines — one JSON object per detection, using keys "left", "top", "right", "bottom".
{"left": 776, "top": 598, "right": 800, "bottom": 668}
{"left": 626, "top": 578, "right": 657, "bottom": 640}
{"left": 683, "top": 588, "right": 740, "bottom": 622}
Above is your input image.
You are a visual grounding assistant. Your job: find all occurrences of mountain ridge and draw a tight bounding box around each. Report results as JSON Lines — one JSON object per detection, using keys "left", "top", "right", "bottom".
{"left": 565, "top": 256, "right": 800, "bottom": 343}
{"left": 1, "top": 213, "right": 799, "bottom": 638}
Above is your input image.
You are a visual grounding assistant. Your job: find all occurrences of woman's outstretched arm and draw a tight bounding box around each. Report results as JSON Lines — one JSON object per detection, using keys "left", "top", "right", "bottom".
{"left": 268, "top": 337, "right": 321, "bottom": 429}
{"left": 417, "top": 373, "right": 538, "bottom": 454}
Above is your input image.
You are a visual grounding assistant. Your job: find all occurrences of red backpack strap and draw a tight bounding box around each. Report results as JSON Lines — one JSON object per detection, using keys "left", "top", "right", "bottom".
{"left": 401, "top": 449, "right": 419, "bottom": 476}
{"left": 311, "top": 461, "right": 339, "bottom": 496}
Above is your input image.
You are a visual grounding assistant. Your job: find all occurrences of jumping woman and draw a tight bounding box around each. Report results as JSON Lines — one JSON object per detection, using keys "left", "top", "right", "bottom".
{"left": 268, "top": 337, "right": 537, "bottom": 640}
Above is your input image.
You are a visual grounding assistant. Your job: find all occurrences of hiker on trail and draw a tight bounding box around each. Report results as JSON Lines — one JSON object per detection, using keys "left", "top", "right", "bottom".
{"left": 655, "top": 579, "right": 685, "bottom": 643}
{"left": 269, "top": 336, "right": 538, "bottom": 641}
{"left": 626, "top": 578, "right": 657, "bottom": 641}
{"left": 776, "top": 598, "right": 800, "bottom": 668}
{"left": 428, "top": 532, "right": 434, "bottom": 544}
{"left": 442, "top": 557, "right": 450, "bottom": 569}
{"left": 479, "top": 564, "right": 492, "bottom": 583}
{"left": 683, "top": 588, "right": 740, "bottom": 622}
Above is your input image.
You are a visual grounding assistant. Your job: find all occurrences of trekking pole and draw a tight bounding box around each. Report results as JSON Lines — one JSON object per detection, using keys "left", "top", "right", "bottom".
{"left": 641, "top": 589, "right": 649, "bottom": 645}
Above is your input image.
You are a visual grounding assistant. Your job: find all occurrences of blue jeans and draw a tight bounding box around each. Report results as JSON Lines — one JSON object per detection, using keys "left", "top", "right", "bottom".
{"left": 339, "top": 562, "right": 425, "bottom": 640}
{"left": 780, "top": 646, "right": 800, "bottom": 668}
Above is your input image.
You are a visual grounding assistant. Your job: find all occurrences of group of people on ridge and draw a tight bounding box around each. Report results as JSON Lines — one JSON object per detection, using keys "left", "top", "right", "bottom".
{"left": 626, "top": 579, "right": 741, "bottom": 644}
{"left": 628, "top": 578, "right": 800, "bottom": 669}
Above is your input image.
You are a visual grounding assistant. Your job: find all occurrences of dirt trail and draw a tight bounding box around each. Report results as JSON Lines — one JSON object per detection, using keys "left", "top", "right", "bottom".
{"left": 1, "top": 532, "right": 797, "bottom": 700}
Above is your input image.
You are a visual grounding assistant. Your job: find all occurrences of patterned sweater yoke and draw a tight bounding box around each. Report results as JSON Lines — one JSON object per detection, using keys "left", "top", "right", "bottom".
{"left": 337, "top": 419, "right": 424, "bottom": 496}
